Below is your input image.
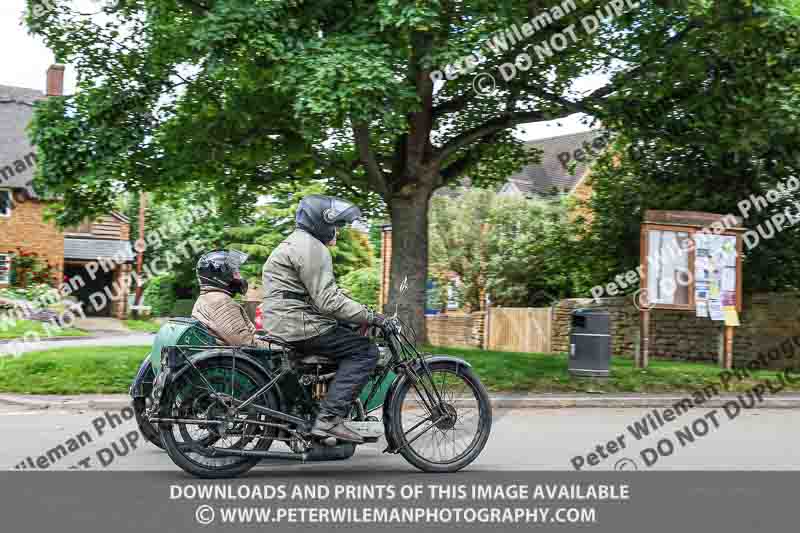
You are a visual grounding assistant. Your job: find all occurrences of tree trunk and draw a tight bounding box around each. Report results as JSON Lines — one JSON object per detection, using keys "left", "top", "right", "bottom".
{"left": 386, "top": 186, "right": 432, "bottom": 344}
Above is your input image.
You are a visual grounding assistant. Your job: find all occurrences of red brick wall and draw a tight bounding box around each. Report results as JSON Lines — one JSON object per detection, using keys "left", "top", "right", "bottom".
{"left": 0, "top": 197, "right": 64, "bottom": 286}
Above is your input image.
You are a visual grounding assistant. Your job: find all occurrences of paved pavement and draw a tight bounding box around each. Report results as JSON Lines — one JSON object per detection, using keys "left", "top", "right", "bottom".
{"left": 3, "top": 403, "right": 799, "bottom": 472}
{"left": 0, "top": 333, "right": 154, "bottom": 357}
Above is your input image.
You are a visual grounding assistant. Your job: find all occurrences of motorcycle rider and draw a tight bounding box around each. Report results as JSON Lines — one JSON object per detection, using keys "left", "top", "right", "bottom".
{"left": 261, "top": 195, "right": 385, "bottom": 444}
{"left": 192, "top": 250, "right": 273, "bottom": 349}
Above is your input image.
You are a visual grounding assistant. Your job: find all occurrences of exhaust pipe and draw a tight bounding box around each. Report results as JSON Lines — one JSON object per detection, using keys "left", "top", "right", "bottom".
{"left": 209, "top": 447, "right": 310, "bottom": 461}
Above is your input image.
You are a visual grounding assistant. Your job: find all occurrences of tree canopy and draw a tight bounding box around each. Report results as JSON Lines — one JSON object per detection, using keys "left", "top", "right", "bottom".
{"left": 26, "top": 0, "right": 800, "bottom": 335}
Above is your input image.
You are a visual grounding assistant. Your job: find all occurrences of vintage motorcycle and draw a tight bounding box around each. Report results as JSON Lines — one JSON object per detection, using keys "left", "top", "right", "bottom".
{"left": 130, "top": 313, "right": 492, "bottom": 478}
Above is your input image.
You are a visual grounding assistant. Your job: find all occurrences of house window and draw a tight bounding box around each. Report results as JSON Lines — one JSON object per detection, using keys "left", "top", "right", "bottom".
{"left": 0, "top": 190, "right": 11, "bottom": 217}
{"left": 0, "top": 254, "right": 11, "bottom": 285}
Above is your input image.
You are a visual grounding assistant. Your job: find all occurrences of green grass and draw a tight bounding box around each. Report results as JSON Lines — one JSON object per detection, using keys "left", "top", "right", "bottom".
{"left": 1, "top": 344, "right": 797, "bottom": 395}
{"left": 0, "top": 345, "right": 149, "bottom": 394}
{"left": 424, "top": 345, "right": 800, "bottom": 394}
{"left": 124, "top": 319, "right": 162, "bottom": 333}
{"left": 0, "top": 319, "right": 88, "bottom": 340}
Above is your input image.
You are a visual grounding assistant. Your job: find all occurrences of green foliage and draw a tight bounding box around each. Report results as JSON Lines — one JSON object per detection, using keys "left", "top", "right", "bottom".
{"left": 340, "top": 266, "right": 380, "bottom": 308}
{"left": 0, "top": 345, "right": 147, "bottom": 394}
{"left": 226, "top": 181, "right": 375, "bottom": 284}
{"left": 429, "top": 189, "right": 493, "bottom": 310}
{"left": 125, "top": 189, "right": 226, "bottom": 297}
{"left": 429, "top": 188, "right": 576, "bottom": 308}
{"left": 563, "top": 0, "right": 800, "bottom": 295}
{"left": 486, "top": 195, "right": 579, "bottom": 306}
{"left": 170, "top": 299, "right": 195, "bottom": 318}
{"left": 123, "top": 319, "right": 162, "bottom": 334}
{"left": 422, "top": 345, "right": 800, "bottom": 393}
{"left": 23, "top": 0, "right": 800, "bottom": 334}
{"left": 8, "top": 250, "right": 58, "bottom": 288}
{"left": 142, "top": 274, "right": 177, "bottom": 317}
{"left": 0, "top": 319, "right": 87, "bottom": 340}
{"left": 0, "top": 283, "right": 59, "bottom": 305}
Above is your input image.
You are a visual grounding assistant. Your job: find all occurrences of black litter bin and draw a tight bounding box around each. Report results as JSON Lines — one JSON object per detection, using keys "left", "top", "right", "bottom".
{"left": 568, "top": 309, "right": 611, "bottom": 377}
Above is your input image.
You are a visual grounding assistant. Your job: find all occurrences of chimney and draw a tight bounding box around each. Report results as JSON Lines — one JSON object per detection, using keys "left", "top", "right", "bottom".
{"left": 46, "top": 64, "right": 65, "bottom": 96}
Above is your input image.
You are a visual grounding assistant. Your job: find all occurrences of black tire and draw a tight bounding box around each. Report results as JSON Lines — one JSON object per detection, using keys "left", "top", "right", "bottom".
{"left": 159, "top": 357, "right": 278, "bottom": 479}
{"left": 132, "top": 360, "right": 164, "bottom": 449}
{"left": 386, "top": 361, "right": 492, "bottom": 473}
{"left": 133, "top": 397, "right": 164, "bottom": 449}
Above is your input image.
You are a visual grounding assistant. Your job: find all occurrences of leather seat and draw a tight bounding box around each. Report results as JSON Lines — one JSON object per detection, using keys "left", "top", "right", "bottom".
{"left": 298, "top": 355, "right": 336, "bottom": 365}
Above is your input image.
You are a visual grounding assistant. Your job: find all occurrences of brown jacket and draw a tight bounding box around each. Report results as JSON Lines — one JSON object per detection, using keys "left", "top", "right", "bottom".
{"left": 261, "top": 228, "right": 373, "bottom": 341}
{"left": 191, "top": 289, "right": 271, "bottom": 348}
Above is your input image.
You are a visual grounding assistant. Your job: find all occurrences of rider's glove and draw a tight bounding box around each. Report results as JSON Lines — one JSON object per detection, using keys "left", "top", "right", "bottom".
{"left": 371, "top": 313, "right": 387, "bottom": 327}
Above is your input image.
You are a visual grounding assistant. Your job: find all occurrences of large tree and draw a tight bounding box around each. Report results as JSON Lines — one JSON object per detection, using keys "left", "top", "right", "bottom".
{"left": 26, "top": 0, "right": 799, "bottom": 336}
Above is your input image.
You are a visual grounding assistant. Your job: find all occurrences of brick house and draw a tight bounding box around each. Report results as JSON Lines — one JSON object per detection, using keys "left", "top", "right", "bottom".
{"left": 377, "top": 129, "right": 609, "bottom": 311}
{"left": 0, "top": 66, "right": 134, "bottom": 318}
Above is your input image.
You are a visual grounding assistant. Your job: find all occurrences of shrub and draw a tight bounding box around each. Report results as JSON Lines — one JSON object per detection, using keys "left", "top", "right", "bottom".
{"left": 0, "top": 283, "right": 59, "bottom": 305}
{"left": 9, "top": 249, "right": 58, "bottom": 288}
{"left": 142, "top": 274, "right": 177, "bottom": 317}
{"left": 170, "top": 299, "right": 195, "bottom": 317}
{"left": 340, "top": 266, "right": 380, "bottom": 308}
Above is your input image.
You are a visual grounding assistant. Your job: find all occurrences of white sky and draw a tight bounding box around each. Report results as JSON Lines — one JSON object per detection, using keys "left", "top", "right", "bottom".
{"left": 0, "top": 0, "right": 596, "bottom": 141}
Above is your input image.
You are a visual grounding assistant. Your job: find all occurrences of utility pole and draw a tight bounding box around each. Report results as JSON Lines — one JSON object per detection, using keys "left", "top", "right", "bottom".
{"left": 134, "top": 191, "right": 147, "bottom": 307}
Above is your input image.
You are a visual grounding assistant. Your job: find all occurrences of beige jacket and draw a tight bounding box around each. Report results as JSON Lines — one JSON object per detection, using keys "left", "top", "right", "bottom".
{"left": 261, "top": 228, "right": 373, "bottom": 341}
{"left": 191, "top": 289, "right": 272, "bottom": 348}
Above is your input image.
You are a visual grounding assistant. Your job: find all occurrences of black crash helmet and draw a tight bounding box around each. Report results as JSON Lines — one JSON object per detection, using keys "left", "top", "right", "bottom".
{"left": 295, "top": 194, "right": 362, "bottom": 244}
{"left": 196, "top": 250, "right": 249, "bottom": 296}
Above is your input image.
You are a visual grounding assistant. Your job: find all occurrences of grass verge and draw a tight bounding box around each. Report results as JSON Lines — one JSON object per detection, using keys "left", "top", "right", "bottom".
{"left": 123, "top": 319, "right": 162, "bottom": 333}
{"left": 424, "top": 345, "right": 800, "bottom": 394}
{"left": 0, "top": 346, "right": 148, "bottom": 394}
{"left": 0, "top": 319, "right": 88, "bottom": 340}
{"left": 1, "top": 344, "right": 797, "bottom": 395}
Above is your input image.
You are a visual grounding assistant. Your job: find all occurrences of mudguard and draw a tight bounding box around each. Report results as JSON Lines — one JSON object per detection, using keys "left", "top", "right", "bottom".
{"left": 129, "top": 355, "right": 154, "bottom": 399}
{"left": 382, "top": 355, "right": 472, "bottom": 453}
{"left": 154, "top": 348, "right": 287, "bottom": 418}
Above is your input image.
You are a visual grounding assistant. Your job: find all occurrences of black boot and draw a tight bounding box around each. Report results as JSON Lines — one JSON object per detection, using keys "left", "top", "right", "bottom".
{"left": 311, "top": 413, "right": 364, "bottom": 444}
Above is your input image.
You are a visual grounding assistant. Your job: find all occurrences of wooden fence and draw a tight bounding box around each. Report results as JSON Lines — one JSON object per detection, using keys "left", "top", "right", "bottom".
{"left": 487, "top": 307, "right": 552, "bottom": 353}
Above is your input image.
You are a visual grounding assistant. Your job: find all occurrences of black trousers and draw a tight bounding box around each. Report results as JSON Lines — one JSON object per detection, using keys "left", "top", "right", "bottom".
{"left": 290, "top": 325, "right": 379, "bottom": 418}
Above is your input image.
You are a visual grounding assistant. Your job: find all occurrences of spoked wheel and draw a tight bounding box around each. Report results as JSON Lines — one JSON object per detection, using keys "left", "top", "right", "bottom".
{"left": 159, "top": 358, "right": 279, "bottom": 478}
{"left": 387, "top": 361, "right": 492, "bottom": 473}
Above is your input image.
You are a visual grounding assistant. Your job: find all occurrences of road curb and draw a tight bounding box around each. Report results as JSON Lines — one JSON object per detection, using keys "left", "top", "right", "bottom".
{"left": 3, "top": 393, "right": 800, "bottom": 411}
{"left": 488, "top": 395, "right": 800, "bottom": 409}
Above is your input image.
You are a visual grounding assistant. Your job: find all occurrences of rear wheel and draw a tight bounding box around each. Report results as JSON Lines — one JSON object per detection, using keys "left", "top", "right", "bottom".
{"left": 159, "top": 357, "right": 279, "bottom": 478}
{"left": 387, "top": 361, "right": 491, "bottom": 473}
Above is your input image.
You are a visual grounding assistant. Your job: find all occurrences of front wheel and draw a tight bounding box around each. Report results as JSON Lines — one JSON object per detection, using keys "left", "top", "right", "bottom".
{"left": 386, "top": 361, "right": 492, "bottom": 473}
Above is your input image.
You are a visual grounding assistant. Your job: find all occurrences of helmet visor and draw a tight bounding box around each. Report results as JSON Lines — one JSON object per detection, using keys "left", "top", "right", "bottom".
{"left": 327, "top": 198, "right": 362, "bottom": 227}
{"left": 225, "top": 250, "right": 249, "bottom": 270}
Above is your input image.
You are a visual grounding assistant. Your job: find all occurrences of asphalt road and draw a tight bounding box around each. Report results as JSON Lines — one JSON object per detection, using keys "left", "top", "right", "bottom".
{"left": 2, "top": 404, "right": 800, "bottom": 473}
